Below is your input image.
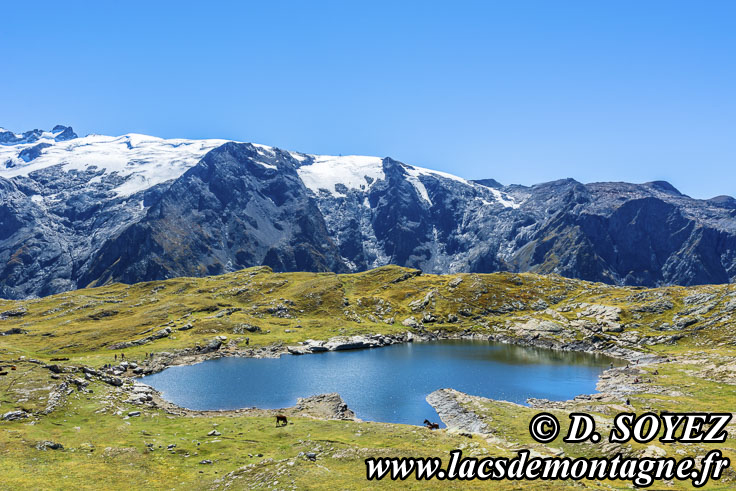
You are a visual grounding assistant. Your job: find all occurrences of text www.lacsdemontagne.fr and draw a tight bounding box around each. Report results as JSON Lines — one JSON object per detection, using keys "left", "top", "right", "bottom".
{"left": 365, "top": 449, "right": 729, "bottom": 487}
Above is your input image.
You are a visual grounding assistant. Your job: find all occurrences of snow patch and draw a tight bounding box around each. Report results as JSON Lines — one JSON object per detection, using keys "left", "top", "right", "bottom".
{"left": 405, "top": 164, "right": 469, "bottom": 184}
{"left": 297, "top": 154, "right": 384, "bottom": 197}
{"left": 289, "top": 151, "right": 307, "bottom": 162}
{"left": 488, "top": 187, "right": 520, "bottom": 208}
{"left": 403, "top": 166, "right": 433, "bottom": 205}
{"left": 0, "top": 133, "right": 228, "bottom": 197}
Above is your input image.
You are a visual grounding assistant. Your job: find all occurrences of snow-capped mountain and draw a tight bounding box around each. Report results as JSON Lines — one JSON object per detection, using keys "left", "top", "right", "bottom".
{"left": 2, "top": 126, "right": 735, "bottom": 299}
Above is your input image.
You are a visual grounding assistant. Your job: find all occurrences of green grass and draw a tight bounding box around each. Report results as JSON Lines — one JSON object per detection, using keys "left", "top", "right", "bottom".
{"left": 1, "top": 265, "right": 736, "bottom": 489}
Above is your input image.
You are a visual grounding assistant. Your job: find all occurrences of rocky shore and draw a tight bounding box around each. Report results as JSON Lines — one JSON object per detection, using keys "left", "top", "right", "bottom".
{"left": 135, "top": 325, "right": 659, "bottom": 381}
{"left": 70, "top": 326, "right": 667, "bottom": 427}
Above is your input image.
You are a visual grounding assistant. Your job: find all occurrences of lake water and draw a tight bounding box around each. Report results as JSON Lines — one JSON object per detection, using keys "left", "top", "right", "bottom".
{"left": 141, "top": 339, "right": 617, "bottom": 426}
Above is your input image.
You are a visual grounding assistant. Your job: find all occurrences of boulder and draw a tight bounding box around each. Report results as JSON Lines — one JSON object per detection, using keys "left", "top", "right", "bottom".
{"left": 101, "top": 375, "right": 123, "bottom": 387}
{"left": 324, "top": 335, "right": 380, "bottom": 351}
{"left": 36, "top": 441, "right": 63, "bottom": 450}
{"left": 409, "top": 290, "right": 436, "bottom": 312}
{"left": 2, "top": 410, "right": 29, "bottom": 421}
{"left": 579, "top": 304, "right": 622, "bottom": 323}
{"left": 511, "top": 319, "right": 564, "bottom": 335}
{"left": 199, "top": 337, "right": 223, "bottom": 353}
{"left": 602, "top": 323, "right": 624, "bottom": 333}
{"left": 287, "top": 346, "right": 310, "bottom": 355}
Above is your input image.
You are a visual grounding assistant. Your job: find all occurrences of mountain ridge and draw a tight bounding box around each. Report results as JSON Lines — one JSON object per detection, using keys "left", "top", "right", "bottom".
{"left": 1, "top": 125, "right": 735, "bottom": 299}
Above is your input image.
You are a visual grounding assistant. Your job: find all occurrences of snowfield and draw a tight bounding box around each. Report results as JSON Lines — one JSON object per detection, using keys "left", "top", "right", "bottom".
{"left": 296, "top": 154, "right": 384, "bottom": 198}
{"left": 0, "top": 126, "right": 519, "bottom": 207}
{"left": 0, "top": 129, "right": 227, "bottom": 197}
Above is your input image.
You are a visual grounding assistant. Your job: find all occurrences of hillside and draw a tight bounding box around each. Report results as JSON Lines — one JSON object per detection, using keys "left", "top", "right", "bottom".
{"left": 1, "top": 266, "right": 736, "bottom": 489}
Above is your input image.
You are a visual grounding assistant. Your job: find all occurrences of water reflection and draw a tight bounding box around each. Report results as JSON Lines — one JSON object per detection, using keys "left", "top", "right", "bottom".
{"left": 142, "top": 339, "right": 618, "bottom": 426}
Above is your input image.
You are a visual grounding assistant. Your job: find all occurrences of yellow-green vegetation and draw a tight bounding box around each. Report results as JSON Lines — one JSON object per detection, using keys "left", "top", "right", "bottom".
{"left": 1, "top": 265, "right": 736, "bottom": 489}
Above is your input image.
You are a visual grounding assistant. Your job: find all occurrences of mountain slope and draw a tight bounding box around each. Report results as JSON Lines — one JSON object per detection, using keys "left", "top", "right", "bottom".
{"left": 1, "top": 126, "right": 735, "bottom": 299}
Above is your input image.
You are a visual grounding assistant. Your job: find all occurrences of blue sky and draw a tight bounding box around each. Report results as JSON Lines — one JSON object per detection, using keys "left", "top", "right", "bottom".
{"left": 2, "top": 1, "right": 735, "bottom": 199}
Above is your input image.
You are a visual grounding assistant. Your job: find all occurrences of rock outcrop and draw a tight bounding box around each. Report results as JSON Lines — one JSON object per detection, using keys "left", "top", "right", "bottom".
{"left": 426, "top": 389, "right": 491, "bottom": 434}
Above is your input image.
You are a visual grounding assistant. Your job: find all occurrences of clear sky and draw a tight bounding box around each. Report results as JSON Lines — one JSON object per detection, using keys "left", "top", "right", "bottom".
{"left": 2, "top": 1, "right": 735, "bottom": 199}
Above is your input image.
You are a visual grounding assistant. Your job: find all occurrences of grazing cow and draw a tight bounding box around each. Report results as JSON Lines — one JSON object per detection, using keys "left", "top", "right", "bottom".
{"left": 423, "top": 419, "right": 440, "bottom": 430}
{"left": 276, "top": 414, "right": 288, "bottom": 427}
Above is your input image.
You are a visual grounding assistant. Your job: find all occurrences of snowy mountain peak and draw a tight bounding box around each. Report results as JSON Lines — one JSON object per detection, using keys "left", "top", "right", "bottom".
{"left": 0, "top": 128, "right": 228, "bottom": 197}
{"left": 0, "top": 126, "right": 522, "bottom": 207}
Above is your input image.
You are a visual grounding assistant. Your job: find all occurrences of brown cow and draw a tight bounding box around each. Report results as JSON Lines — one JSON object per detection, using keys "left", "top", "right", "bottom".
{"left": 275, "top": 414, "right": 288, "bottom": 427}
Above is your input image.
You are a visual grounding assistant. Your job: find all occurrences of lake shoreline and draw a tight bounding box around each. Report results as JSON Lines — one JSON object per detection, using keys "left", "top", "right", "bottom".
{"left": 119, "top": 329, "right": 662, "bottom": 424}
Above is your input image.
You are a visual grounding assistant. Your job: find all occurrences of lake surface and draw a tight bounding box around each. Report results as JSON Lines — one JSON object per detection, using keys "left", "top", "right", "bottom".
{"left": 141, "top": 340, "right": 617, "bottom": 426}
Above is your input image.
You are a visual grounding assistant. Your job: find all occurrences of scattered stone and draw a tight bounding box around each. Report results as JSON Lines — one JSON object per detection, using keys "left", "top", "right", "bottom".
{"left": 602, "top": 323, "right": 624, "bottom": 333}
{"left": 207, "top": 430, "right": 221, "bottom": 436}
{"left": 0, "top": 308, "right": 26, "bottom": 319}
{"left": 109, "top": 327, "right": 172, "bottom": 350}
{"left": 530, "top": 299, "right": 549, "bottom": 311}
{"left": 200, "top": 459, "right": 213, "bottom": 465}
{"left": 199, "top": 337, "right": 224, "bottom": 353}
{"left": 409, "top": 290, "right": 436, "bottom": 312}
{"left": 100, "top": 375, "right": 123, "bottom": 387}
{"left": 641, "top": 445, "right": 667, "bottom": 458}
{"left": 36, "top": 441, "right": 63, "bottom": 450}
{"left": 1, "top": 327, "right": 27, "bottom": 336}
{"left": 71, "top": 378, "right": 89, "bottom": 390}
{"left": 128, "top": 411, "right": 141, "bottom": 417}
{"left": 234, "top": 324, "right": 261, "bottom": 333}
{"left": 448, "top": 277, "right": 463, "bottom": 288}
{"left": 683, "top": 293, "right": 716, "bottom": 306}
{"left": 2, "top": 410, "right": 29, "bottom": 421}
{"left": 579, "top": 304, "right": 622, "bottom": 323}
{"left": 510, "top": 319, "right": 564, "bottom": 335}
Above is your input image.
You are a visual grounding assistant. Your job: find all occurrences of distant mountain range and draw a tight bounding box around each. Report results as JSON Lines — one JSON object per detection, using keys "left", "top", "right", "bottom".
{"left": 1, "top": 125, "right": 735, "bottom": 299}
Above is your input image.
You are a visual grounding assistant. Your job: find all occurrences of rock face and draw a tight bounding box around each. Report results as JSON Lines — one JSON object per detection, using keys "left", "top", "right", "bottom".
{"left": 2, "top": 410, "right": 29, "bottom": 421}
{"left": 288, "top": 334, "right": 408, "bottom": 354}
{"left": 79, "top": 143, "right": 347, "bottom": 287}
{"left": 2, "top": 126, "right": 736, "bottom": 299}
{"left": 294, "top": 393, "right": 356, "bottom": 420}
{"left": 426, "top": 389, "right": 491, "bottom": 434}
{"left": 108, "top": 327, "right": 171, "bottom": 350}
